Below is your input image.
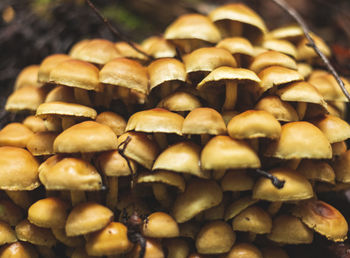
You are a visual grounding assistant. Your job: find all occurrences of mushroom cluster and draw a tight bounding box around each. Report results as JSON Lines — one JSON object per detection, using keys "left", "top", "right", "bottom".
{"left": 1, "top": 3, "right": 350, "bottom": 257}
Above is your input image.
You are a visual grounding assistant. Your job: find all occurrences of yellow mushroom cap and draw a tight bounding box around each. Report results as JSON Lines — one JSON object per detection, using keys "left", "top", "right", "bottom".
{"left": 49, "top": 59, "right": 102, "bottom": 91}
{"left": 95, "top": 111, "right": 126, "bottom": 136}
{"left": 0, "top": 146, "right": 39, "bottom": 190}
{"left": 69, "top": 39, "right": 90, "bottom": 57}
{"left": 332, "top": 150, "right": 350, "bottom": 183}
{"left": 232, "top": 206, "right": 272, "bottom": 234}
{"left": 297, "top": 34, "right": 331, "bottom": 61}
{"left": 227, "top": 110, "right": 281, "bottom": 139}
{"left": 265, "top": 121, "right": 332, "bottom": 159}
{"left": 312, "top": 115, "right": 350, "bottom": 143}
{"left": 225, "top": 196, "right": 258, "bottom": 221}
{"left": 45, "top": 85, "right": 75, "bottom": 103}
{"left": 196, "top": 220, "right": 236, "bottom": 254}
{"left": 53, "top": 121, "right": 117, "bottom": 153}
{"left": 36, "top": 101, "right": 97, "bottom": 119}
{"left": 253, "top": 167, "right": 314, "bottom": 201}
{"left": 128, "top": 238, "right": 164, "bottom": 258}
{"left": 201, "top": 136, "right": 260, "bottom": 170}
{"left": 297, "top": 159, "right": 335, "bottom": 184}
{"left": 172, "top": 179, "right": 223, "bottom": 223}
{"left": 0, "top": 123, "right": 34, "bottom": 148}
{"left": 97, "top": 149, "right": 136, "bottom": 177}
{"left": 221, "top": 170, "right": 255, "bottom": 192}
{"left": 249, "top": 51, "right": 297, "bottom": 74}
{"left": 293, "top": 199, "right": 348, "bottom": 242}
{"left": 137, "top": 171, "right": 186, "bottom": 192}
{"left": 26, "top": 132, "right": 57, "bottom": 156}
{"left": 52, "top": 227, "right": 84, "bottom": 247}
{"left": 86, "top": 222, "right": 134, "bottom": 256}
{"left": 157, "top": 91, "right": 202, "bottom": 112}
{"left": 143, "top": 36, "right": 177, "bottom": 59}
{"left": 39, "top": 156, "right": 102, "bottom": 191}
{"left": 163, "top": 238, "right": 190, "bottom": 258}
{"left": 0, "top": 242, "right": 38, "bottom": 258}
{"left": 265, "top": 24, "right": 304, "bottom": 42}
{"left": 14, "top": 65, "right": 41, "bottom": 90}
{"left": 15, "top": 219, "right": 56, "bottom": 247}
{"left": 115, "top": 41, "right": 148, "bottom": 61}
{"left": 99, "top": 58, "right": 148, "bottom": 94}
{"left": 164, "top": 13, "right": 221, "bottom": 44}
{"left": 0, "top": 221, "right": 17, "bottom": 246}
{"left": 226, "top": 243, "right": 263, "bottom": 258}
{"left": 142, "top": 212, "right": 179, "bottom": 238}
{"left": 216, "top": 37, "right": 254, "bottom": 56}
{"left": 37, "top": 54, "right": 71, "bottom": 83}
{"left": 5, "top": 86, "right": 46, "bottom": 112}
{"left": 0, "top": 199, "right": 24, "bottom": 226}
{"left": 126, "top": 108, "right": 184, "bottom": 135}
{"left": 66, "top": 202, "right": 113, "bottom": 237}
{"left": 297, "top": 62, "right": 313, "bottom": 78}
{"left": 28, "top": 197, "right": 68, "bottom": 229}
{"left": 23, "top": 116, "right": 47, "bottom": 133}
{"left": 332, "top": 141, "right": 347, "bottom": 156}
{"left": 153, "top": 141, "right": 209, "bottom": 178}
{"left": 262, "top": 39, "right": 297, "bottom": 58}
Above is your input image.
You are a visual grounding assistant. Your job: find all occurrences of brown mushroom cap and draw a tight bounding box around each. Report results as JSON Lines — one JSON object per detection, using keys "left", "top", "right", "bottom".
{"left": 249, "top": 51, "right": 297, "bottom": 74}
{"left": 126, "top": 108, "right": 184, "bottom": 135}
{"left": 253, "top": 167, "right": 314, "bottom": 202}
{"left": 45, "top": 85, "right": 75, "bottom": 103}
{"left": 297, "top": 159, "right": 335, "bottom": 184}
{"left": 163, "top": 238, "right": 190, "bottom": 258}
{"left": 227, "top": 110, "right": 281, "bottom": 140}
{"left": 224, "top": 196, "right": 258, "bottom": 221}
{"left": 97, "top": 149, "right": 136, "bottom": 177}
{"left": 69, "top": 39, "right": 90, "bottom": 57}
{"left": 0, "top": 221, "right": 17, "bottom": 246}
{"left": 142, "top": 212, "right": 179, "bottom": 238}
{"left": 221, "top": 170, "right": 255, "bottom": 192}
{"left": 232, "top": 206, "right": 272, "bottom": 234}
{"left": 297, "top": 62, "right": 313, "bottom": 78}
{"left": 5, "top": 86, "right": 46, "bottom": 112}
{"left": 53, "top": 121, "right": 117, "bottom": 153}
{"left": 216, "top": 37, "right": 254, "bottom": 56}
{"left": 115, "top": 41, "right": 148, "bottom": 61}
{"left": 39, "top": 156, "right": 102, "bottom": 191}
{"left": 15, "top": 219, "right": 57, "bottom": 247}
{"left": 37, "top": 54, "right": 71, "bottom": 83}
{"left": 332, "top": 141, "right": 347, "bottom": 156}
{"left": 52, "top": 227, "right": 84, "bottom": 247}
{"left": 22, "top": 116, "right": 47, "bottom": 133}
{"left": 137, "top": 170, "right": 186, "bottom": 193}
{"left": 262, "top": 39, "right": 297, "bottom": 58}
{"left": 95, "top": 111, "right": 126, "bottom": 136}
{"left": 65, "top": 202, "right": 113, "bottom": 237}
{"left": 143, "top": 36, "right": 177, "bottom": 59}
{"left": 332, "top": 150, "right": 350, "bottom": 183}
{"left": 201, "top": 136, "right": 260, "bottom": 170}
{"left": 0, "top": 199, "right": 24, "bottom": 226}
{"left": 85, "top": 222, "right": 134, "bottom": 256}
{"left": 14, "top": 65, "right": 41, "bottom": 90}
{"left": 172, "top": 179, "right": 223, "bottom": 223}
{"left": 0, "top": 242, "right": 38, "bottom": 258}
{"left": 128, "top": 238, "right": 164, "bottom": 258}
{"left": 312, "top": 115, "right": 350, "bottom": 144}
{"left": 157, "top": 91, "right": 202, "bottom": 112}
{"left": 265, "top": 121, "right": 332, "bottom": 159}
{"left": 26, "top": 132, "right": 57, "bottom": 156}
{"left": 265, "top": 24, "right": 304, "bottom": 42}
{"left": 0, "top": 123, "right": 34, "bottom": 148}
{"left": 226, "top": 243, "right": 263, "bottom": 258}
{"left": 0, "top": 146, "right": 39, "bottom": 190}
{"left": 293, "top": 199, "right": 348, "bottom": 242}
{"left": 28, "top": 197, "right": 68, "bottom": 228}
{"left": 196, "top": 220, "right": 236, "bottom": 254}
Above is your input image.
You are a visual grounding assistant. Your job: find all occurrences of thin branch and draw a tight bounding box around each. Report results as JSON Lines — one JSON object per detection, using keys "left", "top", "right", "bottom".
{"left": 255, "top": 168, "right": 285, "bottom": 189}
{"left": 270, "top": 0, "right": 350, "bottom": 102}
{"left": 118, "top": 136, "right": 137, "bottom": 188}
{"left": 85, "top": 0, "right": 153, "bottom": 61}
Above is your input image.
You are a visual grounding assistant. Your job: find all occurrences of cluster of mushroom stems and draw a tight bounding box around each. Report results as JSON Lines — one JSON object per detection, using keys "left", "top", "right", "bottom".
{"left": 1, "top": 2, "right": 350, "bottom": 258}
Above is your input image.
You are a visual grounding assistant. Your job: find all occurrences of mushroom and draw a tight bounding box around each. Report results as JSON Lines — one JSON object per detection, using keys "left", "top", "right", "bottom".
{"left": 157, "top": 91, "right": 202, "bottom": 115}
{"left": 262, "top": 39, "right": 297, "bottom": 58}
{"left": 95, "top": 111, "right": 126, "bottom": 136}
{"left": 224, "top": 196, "right": 258, "bottom": 221}
{"left": 142, "top": 212, "right": 179, "bottom": 238}
{"left": 225, "top": 243, "right": 263, "bottom": 258}
{"left": 265, "top": 24, "right": 304, "bottom": 43}
{"left": 37, "top": 54, "right": 71, "bottom": 84}
{"left": 26, "top": 132, "right": 58, "bottom": 157}
{"left": 51, "top": 227, "right": 84, "bottom": 248}
{"left": 0, "top": 199, "right": 24, "bottom": 226}
{"left": 0, "top": 221, "right": 17, "bottom": 246}
{"left": 14, "top": 65, "right": 42, "bottom": 90}
{"left": 45, "top": 85, "right": 75, "bottom": 103}
{"left": 115, "top": 41, "right": 149, "bottom": 63}
{"left": 141, "top": 36, "right": 177, "bottom": 59}
{"left": 22, "top": 115, "right": 47, "bottom": 133}
{"left": 297, "top": 159, "right": 335, "bottom": 185}
{"left": 232, "top": 206, "right": 272, "bottom": 234}
{"left": 0, "top": 242, "right": 38, "bottom": 258}
{"left": 163, "top": 238, "right": 190, "bottom": 258}
{"left": 127, "top": 238, "right": 164, "bottom": 258}
{"left": 0, "top": 123, "right": 34, "bottom": 148}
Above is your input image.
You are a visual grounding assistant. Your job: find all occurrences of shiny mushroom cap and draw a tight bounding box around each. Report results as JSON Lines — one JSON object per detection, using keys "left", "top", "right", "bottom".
{"left": 5, "top": 86, "right": 46, "bottom": 112}
{"left": 97, "top": 149, "right": 136, "bottom": 177}
{"left": 312, "top": 115, "right": 350, "bottom": 144}
{"left": 95, "top": 111, "right": 126, "bottom": 136}
{"left": 142, "top": 212, "right": 179, "bottom": 238}
{"left": 226, "top": 243, "right": 263, "bottom": 258}
{"left": 115, "top": 41, "right": 148, "bottom": 62}
{"left": 0, "top": 123, "right": 34, "bottom": 148}
{"left": 0, "top": 221, "right": 17, "bottom": 246}
{"left": 297, "top": 34, "right": 331, "bottom": 61}
{"left": 137, "top": 171, "right": 186, "bottom": 193}
{"left": 0, "top": 199, "right": 24, "bottom": 226}
{"left": 332, "top": 150, "right": 350, "bottom": 183}
{"left": 297, "top": 159, "right": 335, "bottom": 184}
{"left": 0, "top": 242, "right": 38, "bottom": 258}
{"left": 157, "top": 91, "right": 201, "bottom": 112}
{"left": 37, "top": 54, "right": 71, "bottom": 83}
{"left": 262, "top": 39, "right": 297, "bottom": 58}
{"left": 216, "top": 37, "right": 254, "bottom": 56}
{"left": 22, "top": 116, "right": 47, "bottom": 133}
{"left": 232, "top": 206, "right": 272, "bottom": 234}
{"left": 26, "top": 132, "right": 57, "bottom": 156}
{"left": 249, "top": 51, "right": 297, "bottom": 73}
{"left": 14, "top": 65, "right": 42, "bottom": 90}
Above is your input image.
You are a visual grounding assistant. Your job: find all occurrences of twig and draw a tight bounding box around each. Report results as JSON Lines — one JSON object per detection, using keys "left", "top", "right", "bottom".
{"left": 255, "top": 168, "right": 285, "bottom": 189}
{"left": 270, "top": 0, "right": 350, "bottom": 102}
{"left": 85, "top": 0, "right": 153, "bottom": 61}
{"left": 118, "top": 136, "right": 136, "bottom": 188}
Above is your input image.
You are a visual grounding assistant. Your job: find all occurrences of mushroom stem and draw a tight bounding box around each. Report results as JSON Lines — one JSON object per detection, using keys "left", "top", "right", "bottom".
{"left": 81, "top": 153, "right": 94, "bottom": 163}
{"left": 222, "top": 81, "right": 237, "bottom": 111}
{"left": 152, "top": 183, "right": 172, "bottom": 208}
{"left": 93, "top": 91, "right": 105, "bottom": 107}
{"left": 5, "top": 190, "right": 31, "bottom": 209}
{"left": 61, "top": 117, "right": 76, "bottom": 130}
{"left": 254, "top": 168, "right": 285, "bottom": 189}
{"left": 285, "top": 158, "right": 301, "bottom": 170}
{"left": 200, "top": 134, "right": 210, "bottom": 146}
{"left": 74, "top": 88, "right": 92, "bottom": 107}
{"left": 297, "top": 102, "right": 307, "bottom": 120}
{"left": 154, "top": 133, "right": 168, "bottom": 150}
{"left": 248, "top": 138, "right": 259, "bottom": 153}
{"left": 106, "top": 177, "right": 118, "bottom": 211}
{"left": 70, "top": 190, "right": 86, "bottom": 206}
{"left": 229, "top": 21, "right": 243, "bottom": 37}
{"left": 213, "top": 169, "right": 226, "bottom": 180}
{"left": 103, "top": 85, "right": 114, "bottom": 108}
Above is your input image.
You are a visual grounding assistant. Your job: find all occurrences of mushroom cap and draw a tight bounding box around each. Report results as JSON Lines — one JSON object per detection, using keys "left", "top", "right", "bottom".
{"left": 137, "top": 171, "right": 186, "bottom": 192}
{"left": 148, "top": 58, "right": 186, "bottom": 91}
{"left": 221, "top": 170, "right": 255, "bottom": 192}
{"left": 332, "top": 150, "right": 350, "bottom": 183}
{"left": 126, "top": 108, "right": 184, "bottom": 135}
{"left": 255, "top": 95, "right": 299, "bottom": 122}
{"left": 157, "top": 91, "right": 201, "bottom": 112}
{"left": 249, "top": 51, "right": 297, "bottom": 74}
{"left": 153, "top": 141, "right": 209, "bottom": 178}
{"left": 0, "top": 123, "right": 34, "bottom": 148}
{"left": 14, "top": 65, "right": 41, "bottom": 90}
{"left": 262, "top": 39, "right": 297, "bottom": 58}
{"left": 0, "top": 221, "right": 17, "bottom": 245}
{"left": 73, "top": 38, "right": 121, "bottom": 65}
{"left": 196, "top": 220, "right": 236, "bottom": 254}
{"left": 97, "top": 149, "right": 136, "bottom": 177}
{"left": 226, "top": 243, "right": 263, "bottom": 258}
{"left": 128, "top": 238, "right": 164, "bottom": 258}
{"left": 142, "top": 212, "right": 179, "bottom": 238}
{"left": 267, "top": 214, "right": 313, "bottom": 244}
{"left": 312, "top": 115, "right": 350, "bottom": 144}
{"left": 201, "top": 136, "right": 260, "bottom": 170}
{"left": 172, "top": 179, "right": 223, "bottom": 223}
{"left": 26, "top": 132, "right": 57, "bottom": 156}
{"left": 297, "top": 62, "right": 313, "bottom": 78}
{"left": 0, "top": 242, "right": 38, "bottom": 258}
{"left": 183, "top": 47, "right": 237, "bottom": 74}
{"left": 52, "top": 227, "right": 84, "bottom": 247}
{"left": 28, "top": 197, "right": 68, "bottom": 229}
{"left": 45, "top": 85, "right": 75, "bottom": 103}
{"left": 292, "top": 199, "right": 348, "bottom": 242}
{"left": 0, "top": 199, "right": 24, "bottom": 226}
{"left": 332, "top": 141, "right": 347, "bottom": 156}
{"left": 297, "top": 34, "right": 331, "bottom": 60}
{"left": 23, "top": 116, "right": 47, "bottom": 133}
{"left": 142, "top": 36, "right": 177, "bottom": 59}
{"left": 253, "top": 167, "right": 314, "bottom": 201}
{"left": 5, "top": 86, "right": 46, "bottom": 112}
{"left": 36, "top": 101, "right": 97, "bottom": 119}
{"left": 197, "top": 66, "right": 260, "bottom": 90}
{"left": 265, "top": 121, "right": 332, "bottom": 159}
{"left": 38, "top": 54, "right": 71, "bottom": 83}
{"left": 39, "top": 156, "right": 102, "bottom": 190}
{"left": 54, "top": 121, "right": 117, "bottom": 153}
{"left": 216, "top": 37, "right": 254, "bottom": 56}
{"left": 99, "top": 58, "right": 148, "bottom": 94}
{"left": 115, "top": 41, "right": 148, "bottom": 61}
{"left": 15, "top": 219, "right": 57, "bottom": 247}
{"left": 164, "top": 14, "right": 221, "bottom": 43}
{"left": 69, "top": 39, "right": 90, "bottom": 57}
{"left": 297, "top": 159, "right": 335, "bottom": 184}
{"left": 265, "top": 24, "right": 304, "bottom": 42}
{"left": 95, "top": 111, "right": 126, "bottom": 136}
{"left": 182, "top": 107, "right": 226, "bottom": 135}
{"left": 117, "top": 132, "right": 160, "bottom": 170}
{"left": 227, "top": 110, "right": 281, "bottom": 139}
{"left": 86, "top": 222, "right": 134, "bottom": 256}
{"left": 209, "top": 3, "right": 267, "bottom": 36}
{"left": 66, "top": 202, "right": 113, "bottom": 237}
{"left": 0, "top": 146, "right": 39, "bottom": 190}
{"left": 49, "top": 59, "right": 102, "bottom": 91}
{"left": 163, "top": 238, "right": 190, "bottom": 258}
{"left": 258, "top": 66, "right": 303, "bottom": 93}
{"left": 232, "top": 206, "right": 272, "bottom": 234}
